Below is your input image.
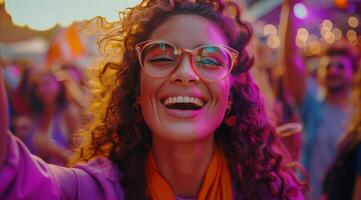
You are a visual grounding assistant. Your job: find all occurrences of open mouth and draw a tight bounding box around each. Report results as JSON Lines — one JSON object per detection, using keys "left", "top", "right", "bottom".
{"left": 162, "top": 96, "right": 206, "bottom": 110}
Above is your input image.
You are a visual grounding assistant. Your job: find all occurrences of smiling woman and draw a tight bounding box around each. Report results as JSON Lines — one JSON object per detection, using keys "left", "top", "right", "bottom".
{"left": 0, "top": 0, "right": 304, "bottom": 199}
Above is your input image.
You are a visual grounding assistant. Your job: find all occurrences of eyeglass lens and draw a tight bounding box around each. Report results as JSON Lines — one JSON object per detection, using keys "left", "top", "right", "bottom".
{"left": 140, "top": 42, "right": 233, "bottom": 81}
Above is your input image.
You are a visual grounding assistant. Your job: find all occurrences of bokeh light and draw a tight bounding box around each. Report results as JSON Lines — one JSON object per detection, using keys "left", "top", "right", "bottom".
{"left": 321, "top": 19, "right": 333, "bottom": 31}
{"left": 296, "top": 38, "right": 307, "bottom": 48}
{"left": 323, "top": 32, "right": 336, "bottom": 44}
{"left": 332, "top": 28, "right": 343, "bottom": 40}
{"left": 307, "top": 35, "right": 321, "bottom": 55}
{"left": 334, "top": 0, "right": 348, "bottom": 9}
{"left": 348, "top": 16, "right": 359, "bottom": 28}
{"left": 267, "top": 35, "right": 280, "bottom": 49}
{"left": 263, "top": 24, "right": 277, "bottom": 36}
{"left": 297, "top": 28, "right": 309, "bottom": 42}
{"left": 293, "top": 3, "right": 308, "bottom": 19}
{"left": 346, "top": 30, "right": 358, "bottom": 45}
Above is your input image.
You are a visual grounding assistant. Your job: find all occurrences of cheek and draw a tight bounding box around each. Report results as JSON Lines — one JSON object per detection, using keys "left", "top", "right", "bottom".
{"left": 345, "top": 68, "right": 354, "bottom": 79}
{"left": 139, "top": 73, "right": 154, "bottom": 104}
{"left": 139, "top": 73, "right": 159, "bottom": 119}
{"left": 208, "top": 79, "right": 231, "bottom": 117}
{"left": 217, "top": 79, "right": 231, "bottom": 103}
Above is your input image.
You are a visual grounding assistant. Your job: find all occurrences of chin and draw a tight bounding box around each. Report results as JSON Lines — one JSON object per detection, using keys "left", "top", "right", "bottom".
{"left": 152, "top": 121, "right": 217, "bottom": 142}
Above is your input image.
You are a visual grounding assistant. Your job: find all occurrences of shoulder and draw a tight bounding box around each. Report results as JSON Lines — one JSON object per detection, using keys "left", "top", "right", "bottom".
{"left": 73, "top": 157, "right": 121, "bottom": 182}
{"left": 69, "top": 157, "right": 125, "bottom": 199}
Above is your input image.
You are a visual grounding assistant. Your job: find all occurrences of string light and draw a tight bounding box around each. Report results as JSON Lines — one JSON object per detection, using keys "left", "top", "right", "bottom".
{"left": 263, "top": 24, "right": 277, "bottom": 36}
{"left": 348, "top": 16, "right": 359, "bottom": 28}
{"left": 323, "top": 32, "right": 336, "bottom": 44}
{"left": 297, "top": 28, "right": 309, "bottom": 42}
{"left": 346, "top": 30, "right": 358, "bottom": 45}
{"left": 321, "top": 19, "right": 333, "bottom": 31}
{"left": 307, "top": 35, "right": 321, "bottom": 55}
{"left": 267, "top": 35, "right": 280, "bottom": 49}
{"left": 332, "top": 28, "right": 343, "bottom": 40}
{"left": 296, "top": 38, "right": 307, "bottom": 48}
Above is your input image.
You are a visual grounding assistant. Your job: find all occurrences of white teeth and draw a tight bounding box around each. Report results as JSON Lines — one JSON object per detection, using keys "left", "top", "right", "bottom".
{"left": 163, "top": 96, "right": 205, "bottom": 107}
{"left": 184, "top": 96, "right": 190, "bottom": 103}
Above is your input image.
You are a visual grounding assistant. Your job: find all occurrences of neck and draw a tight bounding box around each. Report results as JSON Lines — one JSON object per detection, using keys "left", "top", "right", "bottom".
{"left": 325, "top": 89, "right": 350, "bottom": 107}
{"left": 152, "top": 135, "right": 215, "bottom": 198}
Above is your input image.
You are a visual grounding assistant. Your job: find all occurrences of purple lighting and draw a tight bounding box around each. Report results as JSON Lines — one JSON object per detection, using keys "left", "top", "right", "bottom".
{"left": 347, "top": 3, "right": 356, "bottom": 14}
{"left": 293, "top": 3, "right": 308, "bottom": 19}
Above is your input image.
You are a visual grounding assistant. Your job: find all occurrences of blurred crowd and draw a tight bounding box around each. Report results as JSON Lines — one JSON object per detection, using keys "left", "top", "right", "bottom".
{"left": 1, "top": 1, "right": 361, "bottom": 199}
{"left": 1, "top": 61, "right": 90, "bottom": 165}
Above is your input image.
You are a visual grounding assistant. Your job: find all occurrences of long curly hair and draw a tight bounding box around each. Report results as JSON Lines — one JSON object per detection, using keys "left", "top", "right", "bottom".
{"left": 70, "top": 0, "right": 301, "bottom": 199}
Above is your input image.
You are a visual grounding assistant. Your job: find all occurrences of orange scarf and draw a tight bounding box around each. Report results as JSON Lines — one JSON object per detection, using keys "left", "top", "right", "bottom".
{"left": 145, "top": 148, "right": 233, "bottom": 200}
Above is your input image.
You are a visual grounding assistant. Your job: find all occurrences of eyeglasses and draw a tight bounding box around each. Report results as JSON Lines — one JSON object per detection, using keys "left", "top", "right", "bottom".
{"left": 135, "top": 40, "right": 239, "bottom": 81}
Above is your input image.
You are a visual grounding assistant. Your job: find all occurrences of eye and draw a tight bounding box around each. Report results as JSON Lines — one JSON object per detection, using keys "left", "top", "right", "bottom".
{"left": 145, "top": 55, "right": 177, "bottom": 69}
{"left": 148, "top": 56, "right": 175, "bottom": 63}
{"left": 197, "top": 57, "right": 222, "bottom": 67}
{"left": 196, "top": 46, "right": 229, "bottom": 69}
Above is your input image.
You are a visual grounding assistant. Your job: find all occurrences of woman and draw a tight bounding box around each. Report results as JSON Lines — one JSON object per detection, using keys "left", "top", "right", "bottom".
{"left": 0, "top": 0, "right": 304, "bottom": 199}
{"left": 23, "top": 69, "right": 77, "bottom": 165}
{"left": 322, "top": 64, "right": 361, "bottom": 199}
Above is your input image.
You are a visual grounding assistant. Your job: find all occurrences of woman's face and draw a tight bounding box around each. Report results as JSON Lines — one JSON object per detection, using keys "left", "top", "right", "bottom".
{"left": 139, "top": 14, "right": 232, "bottom": 142}
{"left": 36, "top": 74, "right": 61, "bottom": 106}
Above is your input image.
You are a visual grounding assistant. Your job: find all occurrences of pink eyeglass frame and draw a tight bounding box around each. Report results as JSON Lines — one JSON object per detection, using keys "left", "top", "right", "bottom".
{"left": 135, "top": 40, "right": 239, "bottom": 81}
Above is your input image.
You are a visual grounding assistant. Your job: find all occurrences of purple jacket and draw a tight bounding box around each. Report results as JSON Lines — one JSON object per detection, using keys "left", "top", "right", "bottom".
{"left": 0, "top": 133, "right": 305, "bottom": 200}
{"left": 0, "top": 134, "right": 124, "bottom": 200}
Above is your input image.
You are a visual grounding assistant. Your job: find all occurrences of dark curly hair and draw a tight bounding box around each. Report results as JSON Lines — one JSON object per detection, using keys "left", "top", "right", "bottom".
{"left": 70, "top": 0, "right": 302, "bottom": 199}
{"left": 28, "top": 70, "right": 67, "bottom": 115}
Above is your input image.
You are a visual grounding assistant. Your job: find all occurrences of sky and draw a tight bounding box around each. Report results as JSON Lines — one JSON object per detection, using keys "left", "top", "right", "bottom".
{"left": 4, "top": 0, "right": 140, "bottom": 30}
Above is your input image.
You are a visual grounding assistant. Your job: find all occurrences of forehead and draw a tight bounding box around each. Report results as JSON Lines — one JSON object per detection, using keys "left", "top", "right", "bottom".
{"left": 149, "top": 14, "right": 228, "bottom": 48}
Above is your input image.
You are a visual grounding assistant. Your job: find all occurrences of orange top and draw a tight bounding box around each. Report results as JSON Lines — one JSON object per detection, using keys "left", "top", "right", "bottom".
{"left": 146, "top": 148, "right": 233, "bottom": 200}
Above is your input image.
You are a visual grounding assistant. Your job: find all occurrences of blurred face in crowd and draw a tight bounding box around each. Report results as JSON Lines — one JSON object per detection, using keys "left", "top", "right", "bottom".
{"left": 36, "top": 74, "right": 62, "bottom": 106}
{"left": 138, "top": 14, "right": 232, "bottom": 143}
{"left": 319, "top": 55, "right": 354, "bottom": 93}
{"left": 12, "top": 115, "right": 31, "bottom": 141}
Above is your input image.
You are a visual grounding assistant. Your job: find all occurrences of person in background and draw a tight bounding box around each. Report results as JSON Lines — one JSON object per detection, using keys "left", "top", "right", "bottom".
{"left": 1, "top": 0, "right": 304, "bottom": 199}
{"left": 279, "top": 0, "right": 360, "bottom": 199}
{"left": 250, "top": 34, "right": 303, "bottom": 162}
{"left": 7, "top": 65, "right": 33, "bottom": 141}
{"left": 322, "top": 64, "right": 361, "bottom": 200}
{"left": 24, "top": 69, "right": 78, "bottom": 165}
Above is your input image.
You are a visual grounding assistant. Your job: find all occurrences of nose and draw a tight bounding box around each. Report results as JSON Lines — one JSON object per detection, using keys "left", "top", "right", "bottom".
{"left": 327, "top": 64, "right": 341, "bottom": 75}
{"left": 169, "top": 54, "right": 200, "bottom": 85}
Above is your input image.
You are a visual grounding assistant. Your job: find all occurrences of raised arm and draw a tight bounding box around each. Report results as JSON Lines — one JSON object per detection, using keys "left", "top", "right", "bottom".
{"left": 0, "top": 68, "right": 9, "bottom": 167}
{"left": 279, "top": 0, "right": 307, "bottom": 104}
